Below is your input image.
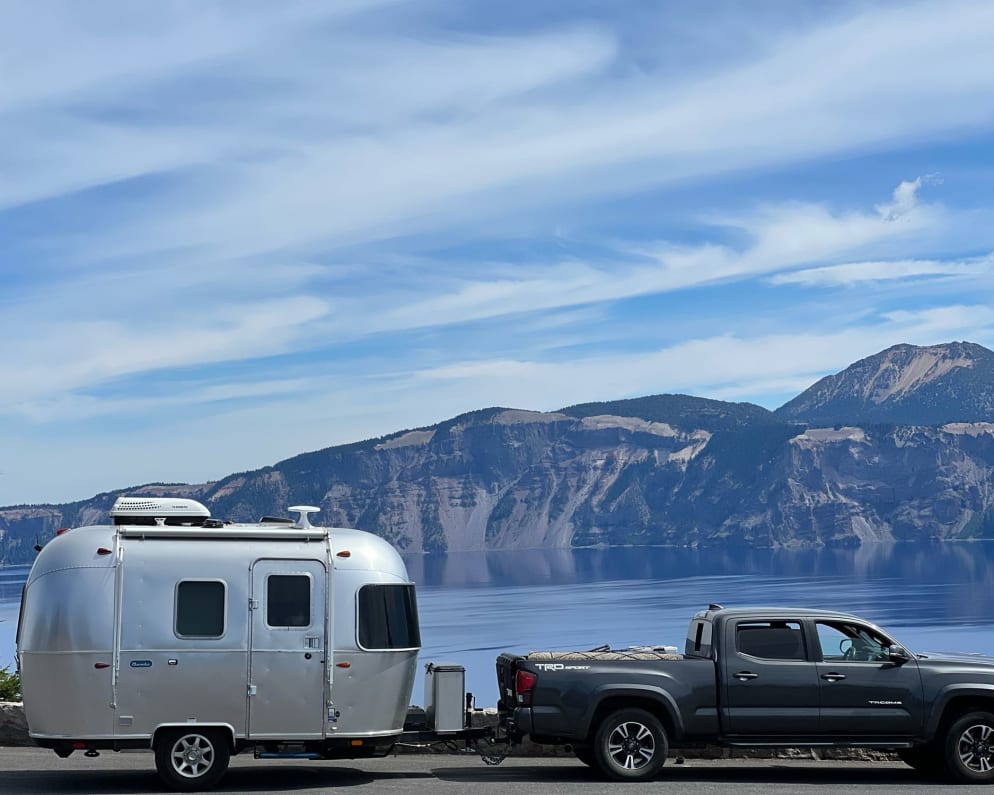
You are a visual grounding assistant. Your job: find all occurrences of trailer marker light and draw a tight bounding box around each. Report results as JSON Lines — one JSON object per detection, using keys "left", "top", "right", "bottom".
{"left": 94, "top": 663, "right": 110, "bottom": 669}
{"left": 73, "top": 742, "right": 87, "bottom": 749}
{"left": 350, "top": 739, "right": 363, "bottom": 746}
{"left": 336, "top": 550, "right": 351, "bottom": 558}
{"left": 336, "top": 662, "right": 351, "bottom": 668}
{"left": 97, "top": 547, "right": 113, "bottom": 555}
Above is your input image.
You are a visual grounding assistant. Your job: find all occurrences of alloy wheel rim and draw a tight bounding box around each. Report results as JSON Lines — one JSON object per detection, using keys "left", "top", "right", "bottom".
{"left": 171, "top": 734, "right": 215, "bottom": 779}
{"left": 607, "top": 720, "right": 655, "bottom": 770}
{"left": 957, "top": 723, "right": 994, "bottom": 774}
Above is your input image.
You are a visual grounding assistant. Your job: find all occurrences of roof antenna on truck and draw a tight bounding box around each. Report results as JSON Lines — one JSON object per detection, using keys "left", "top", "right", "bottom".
{"left": 289, "top": 505, "right": 320, "bottom": 530}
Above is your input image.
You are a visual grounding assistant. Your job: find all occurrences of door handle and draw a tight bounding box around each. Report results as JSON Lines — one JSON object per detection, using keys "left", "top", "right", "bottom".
{"left": 821, "top": 673, "right": 846, "bottom": 682}
{"left": 733, "top": 671, "right": 759, "bottom": 680}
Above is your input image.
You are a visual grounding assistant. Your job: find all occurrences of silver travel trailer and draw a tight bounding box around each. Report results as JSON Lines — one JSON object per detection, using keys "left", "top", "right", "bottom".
{"left": 17, "top": 497, "right": 484, "bottom": 790}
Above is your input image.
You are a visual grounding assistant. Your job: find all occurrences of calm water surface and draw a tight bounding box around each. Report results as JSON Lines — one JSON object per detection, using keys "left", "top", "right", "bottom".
{"left": 3, "top": 542, "right": 994, "bottom": 705}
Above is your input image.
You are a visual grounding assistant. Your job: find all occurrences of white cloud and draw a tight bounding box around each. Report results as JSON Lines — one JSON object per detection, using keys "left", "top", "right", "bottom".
{"left": 325, "top": 179, "right": 947, "bottom": 338}
{"left": 769, "top": 254, "right": 994, "bottom": 287}
{"left": 2, "top": 296, "right": 330, "bottom": 411}
{"left": 876, "top": 177, "right": 923, "bottom": 221}
{"left": 4, "top": 0, "right": 994, "bottom": 263}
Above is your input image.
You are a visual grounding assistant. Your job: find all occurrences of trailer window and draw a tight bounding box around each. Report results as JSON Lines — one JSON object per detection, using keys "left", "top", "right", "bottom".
{"left": 175, "top": 580, "right": 226, "bottom": 638}
{"left": 267, "top": 574, "right": 311, "bottom": 628}
{"left": 357, "top": 584, "right": 421, "bottom": 650}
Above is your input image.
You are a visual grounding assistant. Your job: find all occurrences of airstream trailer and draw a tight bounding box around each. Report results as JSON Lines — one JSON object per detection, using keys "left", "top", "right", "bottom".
{"left": 16, "top": 497, "right": 468, "bottom": 790}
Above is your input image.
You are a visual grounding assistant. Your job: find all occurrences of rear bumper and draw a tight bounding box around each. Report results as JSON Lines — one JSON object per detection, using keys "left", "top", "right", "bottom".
{"left": 505, "top": 706, "right": 579, "bottom": 744}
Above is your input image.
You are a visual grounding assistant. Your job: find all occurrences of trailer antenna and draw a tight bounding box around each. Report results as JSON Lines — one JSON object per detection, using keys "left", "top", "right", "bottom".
{"left": 289, "top": 505, "right": 320, "bottom": 529}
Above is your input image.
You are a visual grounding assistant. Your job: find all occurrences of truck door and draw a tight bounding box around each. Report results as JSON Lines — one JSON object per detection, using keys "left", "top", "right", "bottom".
{"left": 248, "top": 559, "right": 327, "bottom": 739}
{"left": 813, "top": 620, "right": 925, "bottom": 736}
{"left": 721, "top": 618, "right": 820, "bottom": 736}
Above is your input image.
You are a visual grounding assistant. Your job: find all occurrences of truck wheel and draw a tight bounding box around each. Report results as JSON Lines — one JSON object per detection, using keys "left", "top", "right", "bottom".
{"left": 593, "top": 708, "right": 668, "bottom": 781}
{"left": 154, "top": 728, "right": 230, "bottom": 791}
{"left": 897, "top": 745, "right": 946, "bottom": 778}
{"left": 944, "top": 711, "right": 994, "bottom": 783}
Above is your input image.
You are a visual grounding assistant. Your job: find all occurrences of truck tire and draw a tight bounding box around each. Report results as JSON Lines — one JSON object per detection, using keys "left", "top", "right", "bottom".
{"left": 592, "top": 707, "right": 668, "bottom": 781}
{"left": 154, "top": 728, "right": 231, "bottom": 792}
{"left": 944, "top": 711, "right": 994, "bottom": 783}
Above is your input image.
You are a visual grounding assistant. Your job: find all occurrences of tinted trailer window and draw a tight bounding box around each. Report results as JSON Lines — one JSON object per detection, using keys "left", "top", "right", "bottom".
{"left": 267, "top": 574, "right": 311, "bottom": 628}
{"left": 357, "top": 584, "right": 420, "bottom": 650}
{"left": 175, "top": 580, "right": 226, "bottom": 638}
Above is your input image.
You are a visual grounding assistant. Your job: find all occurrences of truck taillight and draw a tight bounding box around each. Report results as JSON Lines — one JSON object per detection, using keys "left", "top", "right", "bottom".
{"left": 515, "top": 669, "right": 537, "bottom": 706}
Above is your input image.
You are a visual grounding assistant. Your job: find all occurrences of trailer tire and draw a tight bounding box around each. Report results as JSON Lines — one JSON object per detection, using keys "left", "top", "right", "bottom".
{"left": 592, "top": 708, "right": 667, "bottom": 781}
{"left": 944, "top": 711, "right": 994, "bottom": 783}
{"left": 154, "top": 728, "right": 230, "bottom": 792}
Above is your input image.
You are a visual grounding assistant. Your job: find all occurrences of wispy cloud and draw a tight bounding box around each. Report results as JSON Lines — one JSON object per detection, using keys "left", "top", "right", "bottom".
{"left": 3, "top": 1, "right": 994, "bottom": 503}
{"left": 769, "top": 254, "right": 994, "bottom": 287}
{"left": 6, "top": 0, "right": 994, "bottom": 260}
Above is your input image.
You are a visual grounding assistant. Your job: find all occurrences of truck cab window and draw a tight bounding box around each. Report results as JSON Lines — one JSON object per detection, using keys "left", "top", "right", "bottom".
{"left": 357, "top": 584, "right": 421, "bottom": 650}
{"left": 175, "top": 580, "right": 226, "bottom": 638}
{"left": 735, "top": 621, "right": 805, "bottom": 660}
{"left": 267, "top": 574, "right": 311, "bottom": 628}
{"left": 816, "top": 621, "right": 889, "bottom": 662}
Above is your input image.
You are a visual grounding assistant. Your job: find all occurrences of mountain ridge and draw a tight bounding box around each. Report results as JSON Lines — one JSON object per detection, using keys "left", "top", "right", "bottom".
{"left": 2, "top": 341, "right": 993, "bottom": 562}
{"left": 776, "top": 340, "right": 994, "bottom": 426}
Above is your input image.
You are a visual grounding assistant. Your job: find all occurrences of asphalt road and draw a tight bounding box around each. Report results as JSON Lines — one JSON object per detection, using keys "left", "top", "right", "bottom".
{"left": 0, "top": 747, "right": 976, "bottom": 794}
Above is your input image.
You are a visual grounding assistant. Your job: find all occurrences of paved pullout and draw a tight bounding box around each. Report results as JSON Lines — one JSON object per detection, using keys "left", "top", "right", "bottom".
{"left": 0, "top": 747, "right": 971, "bottom": 795}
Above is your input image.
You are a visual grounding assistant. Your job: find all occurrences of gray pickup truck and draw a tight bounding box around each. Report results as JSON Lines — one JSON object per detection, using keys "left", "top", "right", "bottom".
{"left": 496, "top": 604, "right": 994, "bottom": 783}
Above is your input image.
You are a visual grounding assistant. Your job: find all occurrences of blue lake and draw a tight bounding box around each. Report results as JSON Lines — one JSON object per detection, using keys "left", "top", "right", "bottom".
{"left": 3, "top": 542, "right": 994, "bottom": 705}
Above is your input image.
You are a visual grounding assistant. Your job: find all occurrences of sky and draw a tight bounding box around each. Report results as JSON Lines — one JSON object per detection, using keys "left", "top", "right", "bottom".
{"left": 2, "top": 0, "right": 994, "bottom": 506}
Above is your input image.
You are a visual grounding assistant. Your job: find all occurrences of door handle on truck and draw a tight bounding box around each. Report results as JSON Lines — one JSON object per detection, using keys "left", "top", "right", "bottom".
{"left": 733, "top": 671, "right": 759, "bottom": 680}
{"left": 821, "top": 672, "right": 846, "bottom": 682}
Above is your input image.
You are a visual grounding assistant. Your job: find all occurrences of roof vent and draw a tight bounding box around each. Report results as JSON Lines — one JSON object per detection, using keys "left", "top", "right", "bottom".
{"left": 288, "top": 505, "right": 320, "bottom": 529}
{"left": 110, "top": 497, "right": 211, "bottom": 526}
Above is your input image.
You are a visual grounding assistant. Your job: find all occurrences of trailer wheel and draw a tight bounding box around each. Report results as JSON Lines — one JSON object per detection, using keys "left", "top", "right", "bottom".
{"left": 592, "top": 708, "right": 667, "bottom": 781}
{"left": 944, "top": 711, "right": 994, "bottom": 783}
{"left": 154, "top": 728, "right": 230, "bottom": 791}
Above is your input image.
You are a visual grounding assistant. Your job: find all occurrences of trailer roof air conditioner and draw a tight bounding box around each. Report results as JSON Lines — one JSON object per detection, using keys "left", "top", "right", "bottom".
{"left": 110, "top": 497, "right": 211, "bottom": 526}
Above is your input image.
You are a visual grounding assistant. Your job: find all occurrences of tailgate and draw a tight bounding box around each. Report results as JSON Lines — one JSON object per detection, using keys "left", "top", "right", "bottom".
{"left": 495, "top": 652, "right": 523, "bottom": 711}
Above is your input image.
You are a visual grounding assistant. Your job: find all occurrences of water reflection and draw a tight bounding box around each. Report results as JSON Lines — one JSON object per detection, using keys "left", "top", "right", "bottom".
{"left": 405, "top": 542, "right": 994, "bottom": 628}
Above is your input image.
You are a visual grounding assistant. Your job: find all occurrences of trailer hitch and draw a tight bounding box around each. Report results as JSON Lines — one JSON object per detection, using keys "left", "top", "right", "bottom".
{"left": 476, "top": 736, "right": 510, "bottom": 766}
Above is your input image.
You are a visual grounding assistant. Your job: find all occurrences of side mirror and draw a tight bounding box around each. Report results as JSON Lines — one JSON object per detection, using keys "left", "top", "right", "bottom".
{"left": 887, "top": 644, "right": 910, "bottom": 664}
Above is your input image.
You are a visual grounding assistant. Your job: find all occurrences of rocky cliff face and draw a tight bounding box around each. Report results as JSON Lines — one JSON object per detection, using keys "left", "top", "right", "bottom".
{"left": 2, "top": 343, "right": 993, "bottom": 559}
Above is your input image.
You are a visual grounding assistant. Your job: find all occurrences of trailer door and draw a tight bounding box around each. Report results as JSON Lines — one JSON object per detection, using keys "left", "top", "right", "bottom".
{"left": 248, "top": 559, "right": 327, "bottom": 738}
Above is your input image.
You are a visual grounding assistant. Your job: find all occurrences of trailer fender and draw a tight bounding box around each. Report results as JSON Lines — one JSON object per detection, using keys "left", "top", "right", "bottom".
{"left": 152, "top": 722, "right": 237, "bottom": 751}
